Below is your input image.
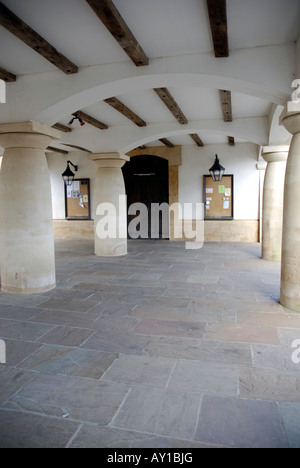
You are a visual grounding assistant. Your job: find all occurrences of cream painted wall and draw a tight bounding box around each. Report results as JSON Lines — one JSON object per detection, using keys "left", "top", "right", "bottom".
{"left": 179, "top": 143, "right": 260, "bottom": 220}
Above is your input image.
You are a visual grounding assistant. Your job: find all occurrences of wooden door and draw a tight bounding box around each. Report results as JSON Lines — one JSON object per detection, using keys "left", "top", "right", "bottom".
{"left": 122, "top": 155, "right": 169, "bottom": 239}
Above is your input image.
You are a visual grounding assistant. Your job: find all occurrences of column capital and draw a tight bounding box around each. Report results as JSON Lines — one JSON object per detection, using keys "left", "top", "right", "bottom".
{"left": 262, "top": 146, "right": 289, "bottom": 164}
{"left": 280, "top": 106, "right": 300, "bottom": 135}
{"left": 88, "top": 152, "right": 130, "bottom": 168}
{"left": 0, "top": 121, "right": 61, "bottom": 149}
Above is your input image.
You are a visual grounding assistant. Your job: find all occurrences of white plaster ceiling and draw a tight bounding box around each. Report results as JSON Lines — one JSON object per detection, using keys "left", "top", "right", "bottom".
{"left": 0, "top": 0, "right": 299, "bottom": 151}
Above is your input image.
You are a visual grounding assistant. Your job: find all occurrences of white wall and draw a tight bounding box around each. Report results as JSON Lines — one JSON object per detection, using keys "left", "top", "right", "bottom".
{"left": 47, "top": 151, "right": 96, "bottom": 219}
{"left": 179, "top": 143, "right": 260, "bottom": 220}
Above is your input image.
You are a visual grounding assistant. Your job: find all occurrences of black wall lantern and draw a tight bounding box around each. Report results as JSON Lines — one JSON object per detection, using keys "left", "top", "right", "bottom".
{"left": 62, "top": 160, "right": 78, "bottom": 186}
{"left": 209, "top": 155, "right": 225, "bottom": 181}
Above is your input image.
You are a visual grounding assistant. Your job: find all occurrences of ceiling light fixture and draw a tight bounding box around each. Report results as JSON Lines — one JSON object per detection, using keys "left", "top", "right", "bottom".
{"left": 68, "top": 113, "right": 85, "bottom": 127}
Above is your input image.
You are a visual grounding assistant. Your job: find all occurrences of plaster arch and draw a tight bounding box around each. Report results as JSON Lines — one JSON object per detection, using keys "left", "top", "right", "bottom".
{"left": 119, "top": 117, "right": 269, "bottom": 153}
{"left": 34, "top": 73, "right": 288, "bottom": 127}
{"left": 56, "top": 116, "right": 269, "bottom": 153}
{"left": 268, "top": 104, "right": 292, "bottom": 146}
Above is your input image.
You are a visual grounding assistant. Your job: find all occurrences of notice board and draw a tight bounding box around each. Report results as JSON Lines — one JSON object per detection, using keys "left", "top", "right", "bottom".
{"left": 203, "top": 175, "right": 234, "bottom": 220}
{"left": 65, "top": 178, "right": 91, "bottom": 220}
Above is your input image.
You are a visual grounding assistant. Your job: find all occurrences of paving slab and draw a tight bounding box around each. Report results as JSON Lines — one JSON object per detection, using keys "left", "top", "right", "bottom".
{"left": 69, "top": 424, "right": 221, "bottom": 448}
{"left": 252, "top": 343, "right": 300, "bottom": 372}
{"left": 239, "top": 367, "right": 300, "bottom": 402}
{"left": 112, "top": 386, "right": 201, "bottom": 440}
{"left": 17, "top": 345, "right": 118, "bottom": 379}
{"left": 133, "top": 318, "right": 206, "bottom": 339}
{"left": 82, "top": 330, "right": 150, "bottom": 354}
{"left": 28, "top": 309, "right": 102, "bottom": 328}
{"left": 37, "top": 326, "right": 94, "bottom": 347}
{"left": 0, "top": 409, "right": 79, "bottom": 448}
{"left": 4, "top": 373, "right": 130, "bottom": 424}
{"left": 280, "top": 403, "right": 300, "bottom": 448}
{"left": 206, "top": 324, "right": 280, "bottom": 344}
{"left": 168, "top": 360, "right": 238, "bottom": 396}
{"left": 38, "top": 298, "right": 97, "bottom": 313}
{"left": 102, "top": 354, "right": 175, "bottom": 387}
{"left": 2, "top": 339, "right": 42, "bottom": 367}
{"left": 195, "top": 395, "right": 287, "bottom": 448}
{"left": 0, "top": 367, "right": 36, "bottom": 405}
{"left": 144, "top": 336, "right": 252, "bottom": 366}
{"left": 0, "top": 319, "right": 54, "bottom": 342}
{"left": 130, "top": 305, "right": 192, "bottom": 321}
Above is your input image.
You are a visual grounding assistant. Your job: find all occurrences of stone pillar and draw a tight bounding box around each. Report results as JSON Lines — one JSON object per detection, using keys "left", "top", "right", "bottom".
{"left": 280, "top": 108, "right": 300, "bottom": 311}
{"left": 0, "top": 121, "right": 60, "bottom": 293}
{"left": 261, "top": 146, "right": 288, "bottom": 262}
{"left": 256, "top": 161, "right": 267, "bottom": 244}
{"left": 89, "top": 153, "right": 129, "bottom": 257}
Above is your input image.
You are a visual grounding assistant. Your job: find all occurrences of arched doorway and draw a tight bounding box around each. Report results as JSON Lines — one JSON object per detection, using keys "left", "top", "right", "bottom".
{"left": 122, "top": 155, "right": 169, "bottom": 239}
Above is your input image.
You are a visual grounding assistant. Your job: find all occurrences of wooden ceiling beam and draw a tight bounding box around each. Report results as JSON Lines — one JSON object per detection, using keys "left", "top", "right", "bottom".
{"left": 154, "top": 88, "right": 188, "bottom": 125}
{"left": 159, "top": 138, "right": 174, "bottom": 148}
{"left": 86, "top": 0, "right": 149, "bottom": 67}
{"left": 62, "top": 143, "right": 92, "bottom": 153}
{"left": 73, "top": 111, "right": 108, "bottom": 130}
{"left": 190, "top": 134, "right": 204, "bottom": 147}
{"left": 0, "top": 65, "right": 16, "bottom": 82}
{"left": 52, "top": 123, "right": 72, "bottom": 133}
{"left": 0, "top": 2, "right": 78, "bottom": 75}
{"left": 47, "top": 146, "right": 69, "bottom": 155}
{"left": 206, "top": 0, "right": 229, "bottom": 58}
{"left": 104, "top": 97, "right": 146, "bottom": 127}
{"left": 220, "top": 90, "right": 233, "bottom": 122}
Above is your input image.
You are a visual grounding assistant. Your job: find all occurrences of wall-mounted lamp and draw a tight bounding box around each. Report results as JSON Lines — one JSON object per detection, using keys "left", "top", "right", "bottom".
{"left": 62, "top": 160, "right": 78, "bottom": 186}
{"left": 68, "top": 113, "right": 85, "bottom": 127}
{"left": 209, "top": 155, "right": 225, "bottom": 181}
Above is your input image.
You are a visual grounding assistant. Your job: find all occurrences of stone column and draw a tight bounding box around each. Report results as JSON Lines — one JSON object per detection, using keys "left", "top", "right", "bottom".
{"left": 280, "top": 108, "right": 300, "bottom": 311}
{"left": 261, "top": 146, "right": 288, "bottom": 262}
{"left": 89, "top": 153, "right": 129, "bottom": 257}
{"left": 0, "top": 121, "right": 60, "bottom": 293}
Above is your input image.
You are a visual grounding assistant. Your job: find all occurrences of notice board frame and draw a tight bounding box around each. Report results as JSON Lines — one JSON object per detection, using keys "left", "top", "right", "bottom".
{"left": 203, "top": 174, "right": 234, "bottom": 220}
{"left": 64, "top": 178, "right": 91, "bottom": 220}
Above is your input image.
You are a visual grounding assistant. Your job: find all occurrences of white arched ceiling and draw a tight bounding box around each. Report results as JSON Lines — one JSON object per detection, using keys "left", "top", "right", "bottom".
{"left": 31, "top": 43, "right": 294, "bottom": 125}
{"left": 0, "top": 0, "right": 298, "bottom": 152}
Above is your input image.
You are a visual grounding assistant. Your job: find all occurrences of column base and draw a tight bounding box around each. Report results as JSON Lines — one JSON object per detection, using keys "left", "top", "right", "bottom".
{"left": 280, "top": 295, "right": 300, "bottom": 313}
{"left": 1, "top": 283, "right": 56, "bottom": 295}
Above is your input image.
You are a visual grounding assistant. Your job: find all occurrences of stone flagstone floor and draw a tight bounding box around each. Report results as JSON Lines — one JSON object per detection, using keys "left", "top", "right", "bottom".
{"left": 1, "top": 239, "right": 300, "bottom": 448}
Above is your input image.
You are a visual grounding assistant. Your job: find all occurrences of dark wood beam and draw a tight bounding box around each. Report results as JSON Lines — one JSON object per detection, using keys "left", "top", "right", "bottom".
{"left": 206, "top": 0, "right": 229, "bottom": 58}
{"left": 73, "top": 111, "right": 108, "bottom": 130}
{"left": 0, "top": 2, "right": 78, "bottom": 74}
{"left": 52, "top": 123, "right": 72, "bottom": 133}
{"left": 220, "top": 90, "right": 233, "bottom": 122}
{"left": 154, "top": 88, "right": 188, "bottom": 125}
{"left": 228, "top": 136, "right": 235, "bottom": 146}
{"left": 47, "top": 146, "right": 69, "bottom": 155}
{"left": 104, "top": 97, "right": 146, "bottom": 127}
{"left": 190, "top": 134, "right": 204, "bottom": 147}
{"left": 0, "top": 65, "right": 16, "bottom": 82}
{"left": 86, "top": 0, "right": 149, "bottom": 67}
{"left": 159, "top": 138, "right": 174, "bottom": 148}
{"left": 62, "top": 143, "right": 92, "bottom": 153}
